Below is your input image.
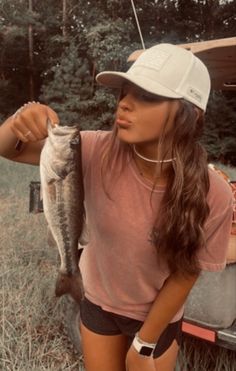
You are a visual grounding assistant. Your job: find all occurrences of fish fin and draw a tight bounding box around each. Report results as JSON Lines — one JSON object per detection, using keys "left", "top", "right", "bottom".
{"left": 55, "top": 271, "right": 84, "bottom": 304}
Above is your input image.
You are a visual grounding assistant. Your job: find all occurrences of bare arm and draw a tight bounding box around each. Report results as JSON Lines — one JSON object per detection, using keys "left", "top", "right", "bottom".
{"left": 125, "top": 271, "right": 199, "bottom": 370}
{"left": 138, "top": 270, "right": 199, "bottom": 343}
{"left": 0, "top": 103, "right": 59, "bottom": 165}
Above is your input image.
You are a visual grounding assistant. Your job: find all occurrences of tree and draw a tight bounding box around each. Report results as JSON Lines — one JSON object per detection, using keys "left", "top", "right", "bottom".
{"left": 28, "top": 0, "right": 34, "bottom": 100}
{"left": 202, "top": 91, "right": 236, "bottom": 164}
{"left": 0, "top": 0, "right": 45, "bottom": 114}
{"left": 40, "top": 0, "right": 136, "bottom": 129}
{"left": 0, "top": 0, "right": 235, "bottom": 161}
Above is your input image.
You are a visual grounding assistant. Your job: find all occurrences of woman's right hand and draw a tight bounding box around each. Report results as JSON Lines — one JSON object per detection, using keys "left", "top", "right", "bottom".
{"left": 10, "top": 102, "right": 59, "bottom": 145}
{"left": 0, "top": 102, "right": 59, "bottom": 163}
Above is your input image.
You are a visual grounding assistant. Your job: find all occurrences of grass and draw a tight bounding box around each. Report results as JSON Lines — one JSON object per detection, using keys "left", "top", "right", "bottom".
{"left": 0, "top": 158, "right": 82, "bottom": 370}
{"left": 0, "top": 157, "right": 235, "bottom": 370}
{"left": 177, "top": 335, "right": 236, "bottom": 371}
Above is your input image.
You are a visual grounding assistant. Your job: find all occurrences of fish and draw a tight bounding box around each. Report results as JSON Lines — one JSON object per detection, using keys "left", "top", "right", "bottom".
{"left": 40, "top": 122, "right": 84, "bottom": 303}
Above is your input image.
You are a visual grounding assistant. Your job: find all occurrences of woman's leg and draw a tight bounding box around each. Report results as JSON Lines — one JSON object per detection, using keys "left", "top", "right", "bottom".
{"left": 81, "top": 322, "right": 128, "bottom": 371}
{"left": 154, "top": 339, "right": 179, "bottom": 371}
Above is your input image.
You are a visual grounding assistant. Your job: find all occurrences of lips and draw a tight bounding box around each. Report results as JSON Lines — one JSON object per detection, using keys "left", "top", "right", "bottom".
{"left": 115, "top": 117, "right": 132, "bottom": 128}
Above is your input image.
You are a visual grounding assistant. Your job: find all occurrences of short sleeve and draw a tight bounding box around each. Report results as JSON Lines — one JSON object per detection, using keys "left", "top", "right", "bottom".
{"left": 197, "top": 169, "right": 233, "bottom": 272}
{"left": 81, "top": 130, "right": 108, "bottom": 177}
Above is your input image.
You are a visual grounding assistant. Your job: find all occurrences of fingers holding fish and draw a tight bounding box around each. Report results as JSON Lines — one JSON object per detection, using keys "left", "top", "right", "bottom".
{"left": 12, "top": 124, "right": 37, "bottom": 143}
{"left": 10, "top": 102, "right": 59, "bottom": 143}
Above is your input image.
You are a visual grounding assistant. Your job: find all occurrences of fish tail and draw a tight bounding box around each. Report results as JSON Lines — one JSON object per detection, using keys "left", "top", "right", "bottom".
{"left": 55, "top": 271, "right": 84, "bottom": 304}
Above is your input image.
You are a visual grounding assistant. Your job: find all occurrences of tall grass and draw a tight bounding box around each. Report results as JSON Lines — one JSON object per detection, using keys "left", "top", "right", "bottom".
{"left": 0, "top": 157, "right": 235, "bottom": 370}
{"left": 0, "top": 158, "right": 82, "bottom": 370}
{"left": 177, "top": 335, "right": 236, "bottom": 371}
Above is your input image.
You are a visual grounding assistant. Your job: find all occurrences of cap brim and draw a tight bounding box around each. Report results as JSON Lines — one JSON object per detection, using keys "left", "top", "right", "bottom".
{"left": 96, "top": 71, "right": 182, "bottom": 100}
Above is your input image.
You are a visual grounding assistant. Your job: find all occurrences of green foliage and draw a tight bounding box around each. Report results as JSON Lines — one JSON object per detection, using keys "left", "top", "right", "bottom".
{"left": 202, "top": 91, "right": 236, "bottom": 164}
{"left": 0, "top": 0, "right": 235, "bottom": 159}
{"left": 40, "top": 40, "right": 90, "bottom": 124}
{"left": 40, "top": 4, "right": 136, "bottom": 130}
{"left": 40, "top": 37, "right": 117, "bottom": 130}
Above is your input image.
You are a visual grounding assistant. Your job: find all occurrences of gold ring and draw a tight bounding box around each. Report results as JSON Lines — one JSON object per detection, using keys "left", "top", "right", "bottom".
{"left": 24, "top": 131, "right": 31, "bottom": 138}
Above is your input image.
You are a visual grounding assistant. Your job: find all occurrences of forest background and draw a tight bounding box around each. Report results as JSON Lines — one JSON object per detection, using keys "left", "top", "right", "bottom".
{"left": 0, "top": 0, "right": 236, "bottom": 164}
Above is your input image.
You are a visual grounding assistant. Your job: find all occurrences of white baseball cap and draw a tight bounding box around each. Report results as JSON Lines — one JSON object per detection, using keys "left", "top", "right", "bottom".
{"left": 96, "top": 43, "right": 211, "bottom": 111}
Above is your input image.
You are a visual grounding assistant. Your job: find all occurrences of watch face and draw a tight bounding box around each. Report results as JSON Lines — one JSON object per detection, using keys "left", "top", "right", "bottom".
{"left": 140, "top": 346, "right": 153, "bottom": 356}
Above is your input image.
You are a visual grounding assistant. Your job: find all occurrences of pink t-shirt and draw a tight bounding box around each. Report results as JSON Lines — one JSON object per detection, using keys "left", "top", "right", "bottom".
{"left": 79, "top": 130, "right": 233, "bottom": 322}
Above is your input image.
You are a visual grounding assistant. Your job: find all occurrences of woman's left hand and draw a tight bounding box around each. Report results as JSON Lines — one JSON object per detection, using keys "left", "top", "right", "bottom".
{"left": 125, "top": 345, "right": 156, "bottom": 371}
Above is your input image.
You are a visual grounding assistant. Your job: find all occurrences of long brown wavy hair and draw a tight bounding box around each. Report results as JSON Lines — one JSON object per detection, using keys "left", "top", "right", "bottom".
{"left": 101, "top": 99, "right": 210, "bottom": 275}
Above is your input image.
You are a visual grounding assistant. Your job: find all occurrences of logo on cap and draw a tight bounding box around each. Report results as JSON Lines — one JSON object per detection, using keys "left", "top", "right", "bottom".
{"left": 187, "top": 86, "right": 202, "bottom": 103}
{"left": 136, "top": 49, "right": 171, "bottom": 71}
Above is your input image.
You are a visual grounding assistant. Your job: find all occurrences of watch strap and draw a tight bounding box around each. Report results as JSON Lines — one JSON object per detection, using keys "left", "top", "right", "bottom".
{"left": 132, "top": 332, "right": 156, "bottom": 357}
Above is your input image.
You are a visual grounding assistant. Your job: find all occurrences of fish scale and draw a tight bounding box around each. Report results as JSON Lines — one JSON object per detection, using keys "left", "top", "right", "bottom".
{"left": 40, "top": 123, "right": 84, "bottom": 303}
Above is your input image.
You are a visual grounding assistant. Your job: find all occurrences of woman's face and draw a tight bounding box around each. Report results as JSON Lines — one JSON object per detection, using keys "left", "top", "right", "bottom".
{"left": 115, "top": 83, "right": 180, "bottom": 147}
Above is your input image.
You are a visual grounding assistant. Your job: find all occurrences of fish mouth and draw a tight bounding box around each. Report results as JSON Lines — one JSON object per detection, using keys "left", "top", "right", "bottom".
{"left": 51, "top": 124, "right": 80, "bottom": 136}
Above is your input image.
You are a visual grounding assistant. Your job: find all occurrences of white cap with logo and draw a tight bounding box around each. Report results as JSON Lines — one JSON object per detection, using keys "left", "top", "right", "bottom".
{"left": 96, "top": 43, "right": 211, "bottom": 111}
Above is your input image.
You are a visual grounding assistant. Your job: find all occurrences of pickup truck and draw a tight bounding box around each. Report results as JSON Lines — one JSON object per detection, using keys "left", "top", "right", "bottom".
{"left": 183, "top": 171, "right": 236, "bottom": 351}
{"left": 178, "top": 167, "right": 236, "bottom": 370}
{"left": 177, "top": 38, "right": 236, "bottom": 357}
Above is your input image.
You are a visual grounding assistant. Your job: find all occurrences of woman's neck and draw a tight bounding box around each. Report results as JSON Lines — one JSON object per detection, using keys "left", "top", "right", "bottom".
{"left": 133, "top": 154, "right": 172, "bottom": 185}
{"left": 133, "top": 143, "right": 174, "bottom": 184}
{"left": 133, "top": 145, "right": 175, "bottom": 164}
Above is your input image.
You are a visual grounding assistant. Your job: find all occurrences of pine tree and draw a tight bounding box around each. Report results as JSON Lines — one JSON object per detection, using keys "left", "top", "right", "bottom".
{"left": 202, "top": 91, "right": 236, "bottom": 164}
{"left": 1, "top": 0, "right": 235, "bottom": 163}
{"left": 40, "top": 0, "right": 136, "bottom": 129}
{"left": 40, "top": 40, "right": 94, "bottom": 128}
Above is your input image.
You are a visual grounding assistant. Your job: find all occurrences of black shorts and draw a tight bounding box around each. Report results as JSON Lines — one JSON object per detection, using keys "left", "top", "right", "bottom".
{"left": 80, "top": 297, "right": 182, "bottom": 358}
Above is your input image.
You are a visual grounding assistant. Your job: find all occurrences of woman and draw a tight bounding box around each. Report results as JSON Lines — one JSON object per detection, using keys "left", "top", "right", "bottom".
{"left": 0, "top": 43, "right": 233, "bottom": 371}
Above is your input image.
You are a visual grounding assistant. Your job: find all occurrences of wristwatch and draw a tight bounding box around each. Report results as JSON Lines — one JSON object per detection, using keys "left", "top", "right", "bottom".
{"left": 132, "top": 332, "right": 156, "bottom": 357}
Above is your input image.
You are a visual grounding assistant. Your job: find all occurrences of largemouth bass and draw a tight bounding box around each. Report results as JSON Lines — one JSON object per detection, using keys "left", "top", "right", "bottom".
{"left": 40, "top": 123, "right": 84, "bottom": 303}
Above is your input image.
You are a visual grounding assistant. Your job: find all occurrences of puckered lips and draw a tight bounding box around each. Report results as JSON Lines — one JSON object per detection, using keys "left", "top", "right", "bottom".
{"left": 115, "top": 116, "right": 132, "bottom": 129}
